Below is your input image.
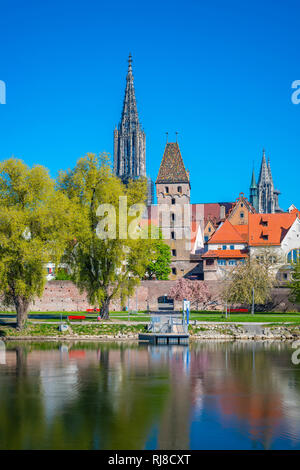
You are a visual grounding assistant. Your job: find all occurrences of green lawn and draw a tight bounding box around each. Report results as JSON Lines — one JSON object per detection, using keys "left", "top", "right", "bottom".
{"left": 189, "top": 313, "right": 300, "bottom": 323}
{"left": 1, "top": 311, "right": 300, "bottom": 324}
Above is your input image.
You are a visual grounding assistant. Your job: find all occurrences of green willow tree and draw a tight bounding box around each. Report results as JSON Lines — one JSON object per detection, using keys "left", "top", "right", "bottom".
{"left": 57, "top": 153, "right": 154, "bottom": 319}
{"left": 0, "top": 158, "right": 75, "bottom": 329}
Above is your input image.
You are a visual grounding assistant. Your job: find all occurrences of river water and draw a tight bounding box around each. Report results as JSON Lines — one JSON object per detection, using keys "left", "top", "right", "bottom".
{"left": 0, "top": 340, "right": 300, "bottom": 450}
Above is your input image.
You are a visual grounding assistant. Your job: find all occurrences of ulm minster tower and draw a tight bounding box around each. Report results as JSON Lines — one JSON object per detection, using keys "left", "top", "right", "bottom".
{"left": 249, "top": 149, "right": 282, "bottom": 214}
{"left": 114, "top": 54, "right": 153, "bottom": 204}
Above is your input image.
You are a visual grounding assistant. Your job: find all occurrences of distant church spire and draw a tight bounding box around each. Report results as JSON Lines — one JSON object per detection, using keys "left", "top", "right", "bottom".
{"left": 258, "top": 149, "right": 270, "bottom": 185}
{"left": 250, "top": 148, "right": 282, "bottom": 213}
{"left": 249, "top": 165, "right": 258, "bottom": 211}
{"left": 114, "top": 54, "right": 146, "bottom": 182}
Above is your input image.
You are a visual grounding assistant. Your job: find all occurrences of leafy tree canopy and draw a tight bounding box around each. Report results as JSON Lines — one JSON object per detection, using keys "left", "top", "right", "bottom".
{"left": 145, "top": 234, "right": 171, "bottom": 280}
{"left": 57, "top": 153, "right": 154, "bottom": 318}
{"left": 0, "top": 158, "right": 75, "bottom": 328}
{"left": 221, "top": 255, "right": 277, "bottom": 308}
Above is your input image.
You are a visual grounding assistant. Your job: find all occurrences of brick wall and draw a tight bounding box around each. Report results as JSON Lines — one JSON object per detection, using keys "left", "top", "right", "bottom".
{"left": 29, "top": 280, "right": 222, "bottom": 312}
{"left": 1, "top": 280, "right": 298, "bottom": 312}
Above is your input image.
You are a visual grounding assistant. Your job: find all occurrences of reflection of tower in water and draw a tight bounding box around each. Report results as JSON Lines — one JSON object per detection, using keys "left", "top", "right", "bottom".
{"left": 150, "top": 345, "right": 191, "bottom": 449}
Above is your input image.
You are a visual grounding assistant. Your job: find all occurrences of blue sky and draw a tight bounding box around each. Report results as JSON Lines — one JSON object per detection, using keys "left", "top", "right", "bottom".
{"left": 0, "top": 0, "right": 299, "bottom": 208}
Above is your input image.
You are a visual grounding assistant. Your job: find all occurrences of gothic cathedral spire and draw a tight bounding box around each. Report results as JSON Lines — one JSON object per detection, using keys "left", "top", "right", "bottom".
{"left": 249, "top": 149, "right": 282, "bottom": 213}
{"left": 114, "top": 54, "right": 146, "bottom": 183}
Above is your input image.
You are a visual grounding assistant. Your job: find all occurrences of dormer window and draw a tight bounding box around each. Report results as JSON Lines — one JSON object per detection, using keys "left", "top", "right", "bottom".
{"left": 261, "top": 218, "right": 268, "bottom": 226}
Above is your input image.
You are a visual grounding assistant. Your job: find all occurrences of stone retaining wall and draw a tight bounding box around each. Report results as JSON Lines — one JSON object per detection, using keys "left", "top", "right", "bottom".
{"left": 1, "top": 280, "right": 299, "bottom": 312}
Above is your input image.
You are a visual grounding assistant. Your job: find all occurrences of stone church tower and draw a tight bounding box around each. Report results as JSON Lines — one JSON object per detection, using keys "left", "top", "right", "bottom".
{"left": 156, "top": 142, "right": 191, "bottom": 279}
{"left": 249, "top": 149, "right": 281, "bottom": 214}
{"left": 114, "top": 54, "right": 153, "bottom": 204}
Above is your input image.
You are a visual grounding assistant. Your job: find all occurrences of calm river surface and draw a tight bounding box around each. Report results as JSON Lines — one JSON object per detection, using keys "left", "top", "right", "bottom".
{"left": 0, "top": 340, "right": 300, "bottom": 450}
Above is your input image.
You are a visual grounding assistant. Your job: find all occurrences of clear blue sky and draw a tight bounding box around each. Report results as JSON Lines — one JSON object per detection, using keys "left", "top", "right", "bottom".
{"left": 0, "top": 0, "right": 299, "bottom": 208}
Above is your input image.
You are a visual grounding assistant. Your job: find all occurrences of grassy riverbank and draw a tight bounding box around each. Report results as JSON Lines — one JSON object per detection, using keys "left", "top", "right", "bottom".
{"left": 0, "top": 322, "right": 147, "bottom": 338}
{"left": 1, "top": 319, "right": 300, "bottom": 341}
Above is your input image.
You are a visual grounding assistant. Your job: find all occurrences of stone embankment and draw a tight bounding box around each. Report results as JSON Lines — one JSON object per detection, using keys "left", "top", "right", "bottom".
{"left": 2, "top": 320, "right": 300, "bottom": 341}
{"left": 189, "top": 323, "right": 300, "bottom": 340}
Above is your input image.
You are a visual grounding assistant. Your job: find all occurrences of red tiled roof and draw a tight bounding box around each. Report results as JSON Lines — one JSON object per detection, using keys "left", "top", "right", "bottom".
{"left": 233, "top": 224, "right": 249, "bottom": 241}
{"left": 202, "top": 249, "right": 249, "bottom": 259}
{"left": 207, "top": 219, "right": 247, "bottom": 244}
{"left": 248, "top": 212, "right": 297, "bottom": 246}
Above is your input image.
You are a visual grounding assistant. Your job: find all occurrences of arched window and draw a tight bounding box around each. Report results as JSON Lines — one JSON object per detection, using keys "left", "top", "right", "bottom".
{"left": 287, "top": 249, "right": 300, "bottom": 263}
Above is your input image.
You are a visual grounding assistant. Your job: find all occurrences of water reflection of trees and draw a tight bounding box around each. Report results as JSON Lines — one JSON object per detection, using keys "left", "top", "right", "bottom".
{"left": 0, "top": 345, "right": 46, "bottom": 449}
{"left": 0, "top": 342, "right": 171, "bottom": 449}
{"left": 1, "top": 341, "right": 300, "bottom": 450}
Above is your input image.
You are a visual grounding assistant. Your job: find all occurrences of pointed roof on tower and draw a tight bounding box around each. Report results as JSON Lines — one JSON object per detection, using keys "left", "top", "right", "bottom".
{"left": 250, "top": 167, "right": 257, "bottom": 189}
{"left": 120, "top": 53, "right": 141, "bottom": 132}
{"left": 258, "top": 148, "right": 270, "bottom": 185}
{"left": 156, "top": 142, "right": 190, "bottom": 184}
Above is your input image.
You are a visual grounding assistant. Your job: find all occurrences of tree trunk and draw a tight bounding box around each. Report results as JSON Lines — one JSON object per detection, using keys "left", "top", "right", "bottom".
{"left": 100, "top": 298, "right": 110, "bottom": 320}
{"left": 15, "top": 297, "right": 30, "bottom": 330}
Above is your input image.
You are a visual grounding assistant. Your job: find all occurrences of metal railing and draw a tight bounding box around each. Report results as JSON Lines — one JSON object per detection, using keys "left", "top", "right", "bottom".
{"left": 148, "top": 314, "right": 188, "bottom": 334}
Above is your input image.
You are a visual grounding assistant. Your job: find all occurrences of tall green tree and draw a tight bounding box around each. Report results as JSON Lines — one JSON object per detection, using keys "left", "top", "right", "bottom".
{"left": 57, "top": 153, "right": 153, "bottom": 318}
{"left": 289, "top": 257, "right": 300, "bottom": 304}
{"left": 0, "top": 158, "right": 75, "bottom": 329}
